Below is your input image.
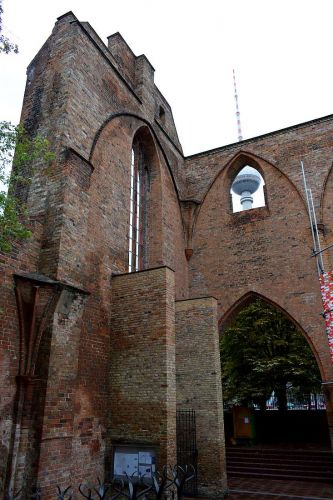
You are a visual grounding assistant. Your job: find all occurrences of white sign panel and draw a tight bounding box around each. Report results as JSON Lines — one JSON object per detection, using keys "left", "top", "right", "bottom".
{"left": 139, "top": 451, "right": 153, "bottom": 465}
{"left": 114, "top": 448, "right": 156, "bottom": 478}
{"left": 114, "top": 451, "right": 139, "bottom": 476}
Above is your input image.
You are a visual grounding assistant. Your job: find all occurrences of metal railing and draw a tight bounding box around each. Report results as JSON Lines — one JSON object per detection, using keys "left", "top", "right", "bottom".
{"left": 4, "top": 465, "right": 196, "bottom": 500}
{"left": 265, "top": 391, "right": 326, "bottom": 411}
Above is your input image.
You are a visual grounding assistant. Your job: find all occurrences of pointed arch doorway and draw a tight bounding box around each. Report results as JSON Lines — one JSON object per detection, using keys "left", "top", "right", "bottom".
{"left": 220, "top": 292, "right": 331, "bottom": 482}
{"left": 220, "top": 293, "right": 329, "bottom": 449}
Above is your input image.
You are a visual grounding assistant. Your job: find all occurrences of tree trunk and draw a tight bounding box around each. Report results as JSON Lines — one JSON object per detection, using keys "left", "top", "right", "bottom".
{"left": 258, "top": 395, "right": 267, "bottom": 411}
{"left": 276, "top": 385, "right": 287, "bottom": 412}
{"left": 307, "top": 394, "right": 312, "bottom": 411}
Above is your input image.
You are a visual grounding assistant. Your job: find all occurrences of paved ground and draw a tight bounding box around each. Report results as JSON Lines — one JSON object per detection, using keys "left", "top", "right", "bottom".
{"left": 226, "top": 477, "right": 333, "bottom": 499}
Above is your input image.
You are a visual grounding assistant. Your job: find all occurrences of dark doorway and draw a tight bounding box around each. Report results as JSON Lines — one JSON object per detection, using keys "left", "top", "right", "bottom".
{"left": 176, "top": 409, "right": 198, "bottom": 495}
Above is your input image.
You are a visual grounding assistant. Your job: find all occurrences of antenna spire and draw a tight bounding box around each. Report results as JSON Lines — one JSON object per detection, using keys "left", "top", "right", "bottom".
{"left": 233, "top": 69, "right": 243, "bottom": 142}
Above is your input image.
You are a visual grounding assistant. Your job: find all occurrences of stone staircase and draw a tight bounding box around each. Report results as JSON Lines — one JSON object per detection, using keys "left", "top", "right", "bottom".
{"left": 226, "top": 446, "right": 333, "bottom": 483}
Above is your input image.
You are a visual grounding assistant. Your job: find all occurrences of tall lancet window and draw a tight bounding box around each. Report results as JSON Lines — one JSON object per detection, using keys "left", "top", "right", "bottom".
{"left": 128, "top": 140, "right": 148, "bottom": 272}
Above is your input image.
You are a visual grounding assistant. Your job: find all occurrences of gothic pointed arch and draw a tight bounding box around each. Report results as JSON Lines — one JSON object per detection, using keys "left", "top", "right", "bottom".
{"left": 91, "top": 117, "right": 167, "bottom": 273}
{"left": 219, "top": 291, "right": 325, "bottom": 379}
{"left": 201, "top": 150, "right": 306, "bottom": 214}
{"left": 88, "top": 114, "right": 188, "bottom": 295}
{"left": 225, "top": 151, "right": 267, "bottom": 186}
{"left": 89, "top": 111, "right": 180, "bottom": 199}
{"left": 191, "top": 150, "right": 308, "bottom": 247}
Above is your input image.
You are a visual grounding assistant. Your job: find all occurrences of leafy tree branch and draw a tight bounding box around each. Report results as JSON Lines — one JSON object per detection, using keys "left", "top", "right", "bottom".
{"left": 0, "top": 121, "right": 54, "bottom": 252}
{"left": 0, "top": 1, "right": 18, "bottom": 54}
{"left": 220, "top": 299, "right": 322, "bottom": 411}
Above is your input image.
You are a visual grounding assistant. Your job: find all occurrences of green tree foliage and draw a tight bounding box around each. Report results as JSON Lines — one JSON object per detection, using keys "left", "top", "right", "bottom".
{"left": 0, "top": 122, "right": 54, "bottom": 252}
{"left": 220, "top": 299, "right": 322, "bottom": 411}
{"left": 0, "top": 5, "right": 54, "bottom": 252}
{"left": 0, "top": 1, "right": 18, "bottom": 54}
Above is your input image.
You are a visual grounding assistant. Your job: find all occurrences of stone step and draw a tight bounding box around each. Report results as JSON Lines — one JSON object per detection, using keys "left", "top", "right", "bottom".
{"left": 227, "top": 464, "right": 333, "bottom": 478}
{"left": 226, "top": 447, "right": 333, "bottom": 458}
{"left": 227, "top": 461, "right": 333, "bottom": 474}
{"left": 226, "top": 447, "right": 333, "bottom": 483}
{"left": 228, "top": 470, "right": 333, "bottom": 483}
{"left": 227, "top": 456, "right": 333, "bottom": 467}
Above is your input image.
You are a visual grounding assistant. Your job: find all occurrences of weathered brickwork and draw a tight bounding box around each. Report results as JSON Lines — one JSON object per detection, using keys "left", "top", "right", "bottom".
{"left": 0, "top": 10, "right": 332, "bottom": 497}
{"left": 184, "top": 131, "right": 333, "bottom": 444}
{"left": 176, "top": 298, "right": 227, "bottom": 496}
{"left": 0, "top": 224, "right": 46, "bottom": 490}
{"left": 110, "top": 267, "right": 176, "bottom": 469}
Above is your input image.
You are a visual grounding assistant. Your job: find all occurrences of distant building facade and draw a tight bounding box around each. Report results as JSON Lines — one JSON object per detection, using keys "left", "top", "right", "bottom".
{"left": 1, "top": 11, "right": 333, "bottom": 497}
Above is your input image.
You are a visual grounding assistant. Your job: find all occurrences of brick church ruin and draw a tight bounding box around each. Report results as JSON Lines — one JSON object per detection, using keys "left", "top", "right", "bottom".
{"left": 1, "top": 11, "right": 333, "bottom": 497}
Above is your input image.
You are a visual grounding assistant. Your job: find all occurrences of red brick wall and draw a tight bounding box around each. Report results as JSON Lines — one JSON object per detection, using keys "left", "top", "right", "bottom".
{"left": 1, "top": 10, "right": 333, "bottom": 495}
{"left": 176, "top": 297, "right": 227, "bottom": 496}
{"left": 322, "top": 163, "right": 333, "bottom": 272}
{"left": 1, "top": 12, "right": 187, "bottom": 492}
{"left": 110, "top": 267, "right": 176, "bottom": 469}
{"left": 185, "top": 123, "right": 333, "bottom": 445}
{"left": 0, "top": 225, "right": 45, "bottom": 488}
{"left": 35, "top": 290, "right": 88, "bottom": 494}
{"left": 184, "top": 117, "right": 333, "bottom": 204}
{"left": 0, "top": 21, "right": 64, "bottom": 485}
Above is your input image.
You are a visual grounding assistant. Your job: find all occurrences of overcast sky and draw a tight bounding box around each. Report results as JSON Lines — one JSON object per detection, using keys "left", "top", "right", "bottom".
{"left": 1, "top": 0, "right": 333, "bottom": 157}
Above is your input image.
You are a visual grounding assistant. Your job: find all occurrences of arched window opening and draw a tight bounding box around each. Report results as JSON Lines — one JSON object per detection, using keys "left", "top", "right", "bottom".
{"left": 230, "top": 165, "right": 265, "bottom": 213}
{"left": 128, "top": 140, "right": 149, "bottom": 272}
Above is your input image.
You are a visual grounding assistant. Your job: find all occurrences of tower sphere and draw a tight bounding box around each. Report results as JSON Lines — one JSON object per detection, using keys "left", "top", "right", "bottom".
{"left": 231, "top": 172, "right": 261, "bottom": 196}
{"left": 231, "top": 171, "right": 261, "bottom": 210}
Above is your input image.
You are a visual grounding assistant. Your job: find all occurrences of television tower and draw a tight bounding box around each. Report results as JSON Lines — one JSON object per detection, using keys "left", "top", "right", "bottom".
{"left": 233, "top": 69, "right": 243, "bottom": 142}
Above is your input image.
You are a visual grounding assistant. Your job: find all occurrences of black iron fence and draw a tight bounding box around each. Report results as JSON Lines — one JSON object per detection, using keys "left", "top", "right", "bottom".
{"left": 265, "top": 391, "right": 326, "bottom": 411}
{"left": 4, "top": 465, "right": 196, "bottom": 500}
{"left": 176, "top": 410, "right": 197, "bottom": 496}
